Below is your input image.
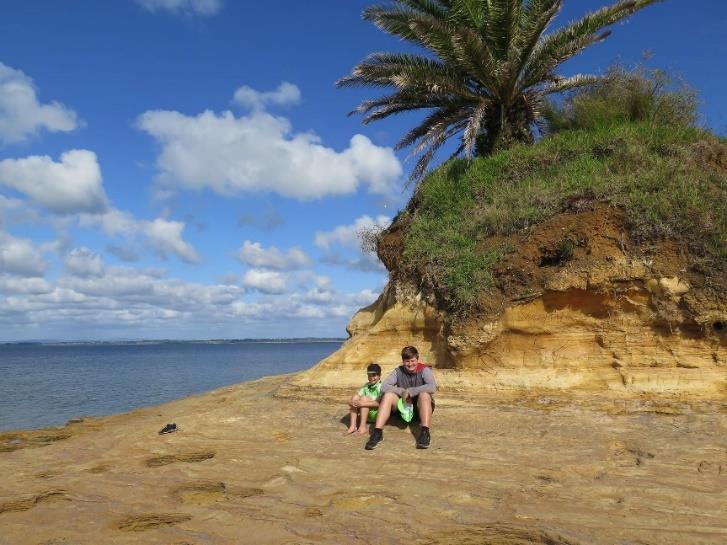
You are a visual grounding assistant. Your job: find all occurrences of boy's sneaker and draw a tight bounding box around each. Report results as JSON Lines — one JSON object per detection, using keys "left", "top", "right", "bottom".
{"left": 416, "top": 428, "right": 430, "bottom": 449}
{"left": 158, "top": 423, "right": 177, "bottom": 435}
{"left": 365, "top": 428, "right": 383, "bottom": 450}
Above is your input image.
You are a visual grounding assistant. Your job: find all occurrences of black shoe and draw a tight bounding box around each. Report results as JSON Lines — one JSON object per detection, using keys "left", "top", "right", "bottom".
{"left": 416, "top": 428, "right": 430, "bottom": 449}
{"left": 365, "top": 429, "right": 383, "bottom": 450}
{"left": 159, "top": 423, "right": 177, "bottom": 435}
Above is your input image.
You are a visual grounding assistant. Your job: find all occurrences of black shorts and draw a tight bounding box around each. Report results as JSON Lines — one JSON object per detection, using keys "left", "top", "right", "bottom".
{"left": 410, "top": 395, "right": 435, "bottom": 419}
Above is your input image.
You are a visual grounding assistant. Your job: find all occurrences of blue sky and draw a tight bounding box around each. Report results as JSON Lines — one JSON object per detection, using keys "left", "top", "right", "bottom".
{"left": 0, "top": 0, "right": 725, "bottom": 341}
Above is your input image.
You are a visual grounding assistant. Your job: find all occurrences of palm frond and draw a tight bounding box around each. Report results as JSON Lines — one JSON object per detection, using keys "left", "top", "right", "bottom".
{"left": 337, "top": 53, "right": 474, "bottom": 99}
{"left": 398, "top": 0, "right": 449, "bottom": 19}
{"left": 510, "top": 0, "right": 562, "bottom": 72}
{"left": 540, "top": 73, "right": 603, "bottom": 95}
{"left": 362, "top": 5, "right": 434, "bottom": 46}
{"left": 463, "top": 99, "right": 489, "bottom": 155}
{"left": 522, "top": 0, "right": 659, "bottom": 87}
{"left": 396, "top": 103, "right": 471, "bottom": 150}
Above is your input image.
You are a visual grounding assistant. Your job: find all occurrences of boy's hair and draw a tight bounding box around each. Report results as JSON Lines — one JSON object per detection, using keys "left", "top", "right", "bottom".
{"left": 401, "top": 346, "right": 419, "bottom": 360}
{"left": 366, "top": 363, "right": 382, "bottom": 375}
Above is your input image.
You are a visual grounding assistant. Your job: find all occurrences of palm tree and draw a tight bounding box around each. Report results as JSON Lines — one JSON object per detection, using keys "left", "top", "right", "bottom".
{"left": 338, "top": 0, "right": 658, "bottom": 182}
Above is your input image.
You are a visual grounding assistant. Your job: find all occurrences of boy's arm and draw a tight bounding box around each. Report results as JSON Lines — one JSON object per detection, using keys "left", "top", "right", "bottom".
{"left": 380, "top": 369, "right": 403, "bottom": 396}
{"left": 406, "top": 367, "right": 438, "bottom": 397}
{"left": 357, "top": 397, "right": 379, "bottom": 408}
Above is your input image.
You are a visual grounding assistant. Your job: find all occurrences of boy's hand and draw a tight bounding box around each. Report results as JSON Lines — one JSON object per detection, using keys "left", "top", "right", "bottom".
{"left": 402, "top": 389, "right": 411, "bottom": 403}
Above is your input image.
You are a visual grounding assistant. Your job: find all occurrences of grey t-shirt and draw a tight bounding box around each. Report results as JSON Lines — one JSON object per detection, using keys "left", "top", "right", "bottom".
{"left": 381, "top": 365, "right": 437, "bottom": 398}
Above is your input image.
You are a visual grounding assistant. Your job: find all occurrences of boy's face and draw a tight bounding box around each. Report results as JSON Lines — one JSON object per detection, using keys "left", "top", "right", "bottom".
{"left": 367, "top": 372, "right": 380, "bottom": 384}
{"left": 402, "top": 356, "right": 419, "bottom": 373}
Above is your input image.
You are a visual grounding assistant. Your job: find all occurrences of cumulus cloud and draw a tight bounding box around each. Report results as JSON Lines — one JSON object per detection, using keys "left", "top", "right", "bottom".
{"left": 0, "top": 150, "right": 108, "bottom": 214}
{"left": 242, "top": 268, "right": 286, "bottom": 294}
{"left": 0, "top": 274, "right": 52, "bottom": 294}
{"left": 144, "top": 218, "right": 199, "bottom": 263}
{"left": 314, "top": 215, "right": 390, "bottom": 272}
{"left": 0, "top": 194, "right": 39, "bottom": 226}
{"left": 77, "top": 209, "right": 199, "bottom": 264}
{"left": 64, "top": 247, "right": 104, "bottom": 277}
{"left": 236, "top": 240, "right": 309, "bottom": 270}
{"left": 233, "top": 82, "right": 301, "bottom": 110}
{"left": 0, "top": 62, "right": 79, "bottom": 144}
{"left": 134, "top": 0, "right": 222, "bottom": 16}
{"left": 314, "top": 215, "right": 391, "bottom": 250}
{"left": 137, "top": 85, "right": 402, "bottom": 200}
{"left": 0, "top": 231, "right": 47, "bottom": 277}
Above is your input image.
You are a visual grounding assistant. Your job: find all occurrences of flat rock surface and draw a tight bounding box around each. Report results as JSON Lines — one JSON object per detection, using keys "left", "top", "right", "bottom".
{"left": 1, "top": 375, "right": 726, "bottom": 545}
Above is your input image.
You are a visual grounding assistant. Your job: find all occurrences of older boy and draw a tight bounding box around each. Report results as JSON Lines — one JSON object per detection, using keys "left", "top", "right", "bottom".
{"left": 365, "top": 346, "right": 437, "bottom": 450}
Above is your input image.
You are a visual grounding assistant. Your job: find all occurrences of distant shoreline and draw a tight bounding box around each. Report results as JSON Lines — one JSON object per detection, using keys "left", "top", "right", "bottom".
{"left": 1, "top": 338, "right": 346, "bottom": 347}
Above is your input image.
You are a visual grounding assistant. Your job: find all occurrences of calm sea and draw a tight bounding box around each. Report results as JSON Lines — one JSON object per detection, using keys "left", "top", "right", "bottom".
{"left": 0, "top": 341, "right": 341, "bottom": 432}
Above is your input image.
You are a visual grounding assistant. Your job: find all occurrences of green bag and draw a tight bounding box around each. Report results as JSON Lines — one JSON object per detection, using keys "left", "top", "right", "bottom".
{"left": 397, "top": 398, "right": 414, "bottom": 422}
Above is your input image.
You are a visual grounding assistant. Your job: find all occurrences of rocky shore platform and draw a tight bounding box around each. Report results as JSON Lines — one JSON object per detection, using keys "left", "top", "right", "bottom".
{"left": 1, "top": 373, "right": 725, "bottom": 545}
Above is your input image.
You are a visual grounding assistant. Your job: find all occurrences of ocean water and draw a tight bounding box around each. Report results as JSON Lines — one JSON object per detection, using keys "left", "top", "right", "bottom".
{"left": 0, "top": 341, "right": 341, "bottom": 432}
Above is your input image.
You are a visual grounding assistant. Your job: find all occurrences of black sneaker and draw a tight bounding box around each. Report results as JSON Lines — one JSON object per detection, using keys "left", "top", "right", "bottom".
{"left": 365, "top": 429, "right": 383, "bottom": 450}
{"left": 416, "top": 428, "right": 430, "bottom": 449}
{"left": 158, "top": 423, "right": 177, "bottom": 435}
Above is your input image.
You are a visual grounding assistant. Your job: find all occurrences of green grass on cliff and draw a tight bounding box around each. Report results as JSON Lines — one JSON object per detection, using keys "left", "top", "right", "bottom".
{"left": 401, "top": 122, "right": 727, "bottom": 312}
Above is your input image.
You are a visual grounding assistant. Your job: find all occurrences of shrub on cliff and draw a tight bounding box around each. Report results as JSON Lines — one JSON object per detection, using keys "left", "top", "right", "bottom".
{"left": 544, "top": 64, "right": 699, "bottom": 132}
{"left": 397, "top": 121, "right": 727, "bottom": 313}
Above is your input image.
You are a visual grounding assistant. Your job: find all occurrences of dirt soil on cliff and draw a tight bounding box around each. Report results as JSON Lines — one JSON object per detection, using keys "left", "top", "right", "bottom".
{"left": 382, "top": 204, "right": 727, "bottom": 337}
{"left": 1, "top": 375, "right": 726, "bottom": 545}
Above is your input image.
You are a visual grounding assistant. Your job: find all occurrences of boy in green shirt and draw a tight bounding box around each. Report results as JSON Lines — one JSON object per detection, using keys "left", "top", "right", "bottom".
{"left": 343, "top": 363, "right": 382, "bottom": 435}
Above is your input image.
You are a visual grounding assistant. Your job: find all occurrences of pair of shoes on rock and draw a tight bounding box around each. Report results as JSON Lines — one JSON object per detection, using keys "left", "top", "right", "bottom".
{"left": 365, "top": 427, "right": 431, "bottom": 450}
{"left": 158, "top": 423, "right": 177, "bottom": 435}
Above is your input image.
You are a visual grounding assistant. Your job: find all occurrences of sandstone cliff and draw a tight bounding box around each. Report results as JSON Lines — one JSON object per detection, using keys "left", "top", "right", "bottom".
{"left": 289, "top": 205, "right": 726, "bottom": 400}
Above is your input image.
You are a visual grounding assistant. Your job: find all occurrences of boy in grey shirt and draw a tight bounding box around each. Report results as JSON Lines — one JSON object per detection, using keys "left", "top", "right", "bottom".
{"left": 365, "top": 345, "right": 436, "bottom": 450}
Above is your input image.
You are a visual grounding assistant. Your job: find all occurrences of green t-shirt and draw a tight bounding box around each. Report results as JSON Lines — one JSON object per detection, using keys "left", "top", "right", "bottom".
{"left": 357, "top": 381, "right": 382, "bottom": 400}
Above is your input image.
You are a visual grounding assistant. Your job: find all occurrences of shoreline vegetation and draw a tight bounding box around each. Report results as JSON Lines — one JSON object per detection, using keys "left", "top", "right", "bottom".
{"left": 0, "top": 338, "right": 346, "bottom": 346}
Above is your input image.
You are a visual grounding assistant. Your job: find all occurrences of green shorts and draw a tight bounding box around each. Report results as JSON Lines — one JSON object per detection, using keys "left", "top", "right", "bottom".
{"left": 367, "top": 408, "right": 379, "bottom": 423}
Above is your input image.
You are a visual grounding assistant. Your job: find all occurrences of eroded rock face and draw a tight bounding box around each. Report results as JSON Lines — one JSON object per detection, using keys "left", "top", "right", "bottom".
{"left": 290, "top": 207, "right": 726, "bottom": 399}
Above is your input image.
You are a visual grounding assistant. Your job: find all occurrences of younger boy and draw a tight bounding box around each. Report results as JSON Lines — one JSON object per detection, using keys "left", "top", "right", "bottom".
{"left": 344, "top": 363, "right": 382, "bottom": 435}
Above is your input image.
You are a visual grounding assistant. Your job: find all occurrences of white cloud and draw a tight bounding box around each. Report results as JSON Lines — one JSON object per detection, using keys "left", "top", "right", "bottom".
{"left": 0, "top": 195, "right": 39, "bottom": 226}
{"left": 0, "top": 62, "right": 79, "bottom": 144}
{"left": 134, "top": 0, "right": 222, "bottom": 16}
{"left": 64, "top": 247, "right": 104, "bottom": 277}
{"left": 233, "top": 82, "right": 301, "bottom": 110}
{"left": 144, "top": 218, "right": 200, "bottom": 263}
{"left": 315, "top": 214, "right": 390, "bottom": 250}
{"left": 137, "top": 85, "right": 402, "bottom": 200}
{"left": 236, "top": 240, "right": 309, "bottom": 270}
{"left": 242, "top": 268, "right": 286, "bottom": 294}
{"left": 0, "top": 150, "right": 108, "bottom": 214}
{"left": 78, "top": 209, "right": 199, "bottom": 264}
{"left": 0, "top": 257, "right": 382, "bottom": 340}
{"left": 0, "top": 274, "right": 52, "bottom": 294}
{"left": 0, "top": 231, "right": 47, "bottom": 276}
{"left": 314, "top": 215, "right": 390, "bottom": 273}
